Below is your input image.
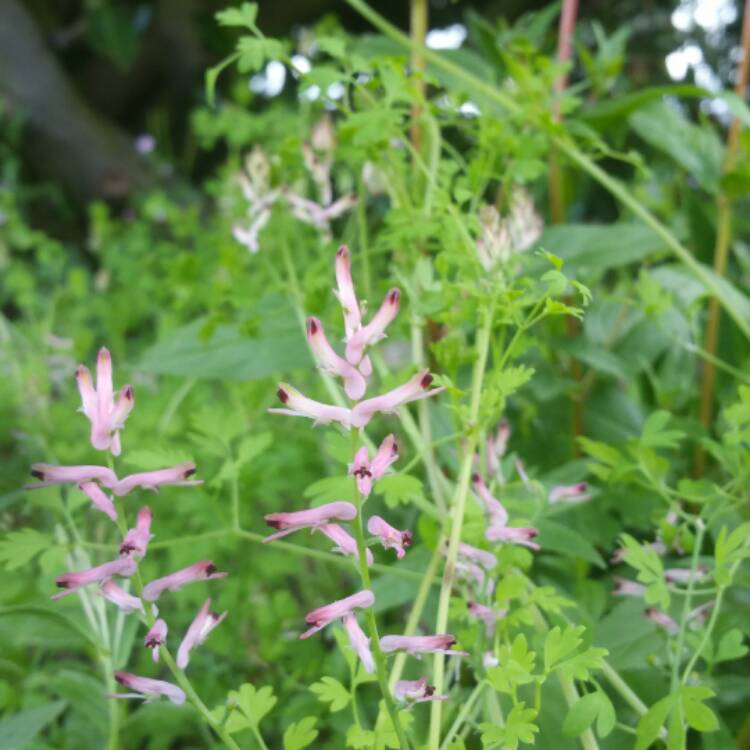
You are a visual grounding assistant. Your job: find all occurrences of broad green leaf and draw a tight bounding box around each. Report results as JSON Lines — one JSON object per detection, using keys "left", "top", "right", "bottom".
{"left": 535, "top": 520, "right": 606, "bottom": 568}
{"left": 681, "top": 686, "right": 719, "bottom": 732}
{"left": 0, "top": 700, "right": 67, "bottom": 749}
{"left": 310, "top": 676, "right": 350, "bottom": 712}
{"left": 636, "top": 694, "right": 675, "bottom": 750}
{"left": 715, "top": 629, "right": 748, "bottom": 663}
{"left": 545, "top": 625, "right": 584, "bottom": 672}
{"left": 303, "top": 476, "right": 354, "bottom": 504}
{"left": 283, "top": 716, "right": 319, "bottom": 750}
{"left": 596, "top": 690, "right": 616, "bottom": 738}
{"left": 563, "top": 692, "right": 600, "bottom": 737}
{"left": 0, "top": 529, "right": 50, "bottom": 571}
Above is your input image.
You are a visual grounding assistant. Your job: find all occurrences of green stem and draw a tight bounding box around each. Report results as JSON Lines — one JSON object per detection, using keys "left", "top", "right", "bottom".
{"left": 670, "top": 520, "right": 705, "bottom": 692}
{"left": 438, "top": 681, "right": 487, "bottom": 750}
{"left": 342, "top": 0, "right": 750, "bottom": 343}
{"left": 681, "top": 585, "right": 725, "bottom": 684}
{"left": 350, "top": 426, "right": 411, "bottom": 749}
{"left": 559, "top": 678, "right": 600, "bottom": 750}
{"left": 428, "top": 302, "right": 494, "bottom": 749}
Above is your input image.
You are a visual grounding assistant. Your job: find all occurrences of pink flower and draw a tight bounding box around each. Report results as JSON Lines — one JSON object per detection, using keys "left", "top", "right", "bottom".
{"left": 26, "top": 464, "right": 117, "bottom": 490}
{"left": 345, "top": 288, "right": 400, "bottom": 366}
{"left": 99, "top": 580, "right": 143, "bottom": 614}
{"left": 53, "top": 557, "right": 137, "bottom": 600}
{"left": 300, "top": 589, "right": 374, "bottom": 639}
{"left": 471, "top": 473, "right": 508, "bottom": 525}
{"left": 80, "top": 481, "right": 117, "bottom": 522}
{"left": 142, "top": 561, "right": 227, "bottom": 602}
{"left": 612, "top": 577, "right": 646, "bottom": 597}
{"left": 394, "top": 678, "right": 447, "bottom": 703}
{"left": 548, "top": 482, "right": 590, "bottom": 504}
{"left": 455, "top": 559, "right": 491, "bottom": 595}
{"left": 350, "top": 371, "right": 444, "bottom": 429}
{"left": 485, "top": 523, "right": 540, "bottom": 551}
{"left": 120, "top": 507, "right": 153, "bottom": 558}
{"left": 110, "top": 464, "right": 202, "bottom": 497}
{"left": 467, "top": 602, "right": 504, "bottom": 637}
{"left": 269, "top": 384, "right": 352, "bottom": 427}
{"left": 110, "top": 672, "right": 185, "bottom": 705}
{"left": 177, "top": 598, "right": 227, "bottom": 669}
{"left": 343, "top": 613, "right": 374, "bottom": 673}
{"left": 664, "top": 567, "right": 708, "bottom": 585}
{"left": 334, "top": 245, "right": 362, "bottom": 340}
{"left": 483, "top": 651, "right": 499, "bottom": 668}
{"left": 689, "top": 601, "right": 713, "bottom": 628}
{"left": 263, "top": 501, "right": 357, "bottom": 543}
{"left": 349, "top": 435, "right": 398, "bottom": 497}
{"left": 645, "top": 608, "right": 678, "bottom": 635}
{"left": 76, "top": 347, "right": 134, "bottom": 455}
{"left": 318, "top": 524, "right": 373, "bottom": 566}
{"left": 307, "top": 317, "right": 367, "bottom": 400}
{"left": 487, "top": 419, "right": 510, "bottom": 477}
{"left": 367, "top": 515, "right": 412, "bottom": 559}
{"left": 379, "top": 634, "right": 468, "bottom": 656}
{"left": 458, "top": 542, "right": 497, "bottom": 571}
{"left": 144, "top": 619, "right": 168, "bottom": 663}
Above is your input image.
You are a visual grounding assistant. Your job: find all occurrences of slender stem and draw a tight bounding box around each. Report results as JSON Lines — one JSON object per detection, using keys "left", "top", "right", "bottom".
{"left": 670, "top": 520, "right": 705, "bottom": 692}
{"left": 438, "top": 681, "right": 487, "bottom": 750}
{"left": 409, "top": 0, "right": 428, "bottom": 152}
{"left": 342, "top": 0, "right": 750, "bottom": 341}
{"left": 695, "top": 0, "right": 750, "bottom": 476}
{"left": 429, "top": 303, "right": 494, "bottom": 749}
{"left": 681, "top": 586, "right": 725, "bottom": 684}
{"left": 388, "top": 541, "right": 444, "bottom": 690}
{"left": 559, "top": 678, "right": 600, "bottom": 750}
{"left": 349, "top": 426, "right": 410, "bottom": 749}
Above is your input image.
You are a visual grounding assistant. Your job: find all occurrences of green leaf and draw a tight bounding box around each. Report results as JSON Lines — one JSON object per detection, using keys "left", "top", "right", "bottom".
{"left": 237, "top": 37, "right": 286, "bottom": 73}
{"left": 236, "top": 432, "right": 273, "bottom": 468}
{"left": 0, "top": 529, "right": 50, "bottom": 571}
{"left": 310, "top": 676, "right": 350, "bottom": 712}
{"left": 0, "top": 700, "right": 67, "bottom": 749}
{"left": 640, "top": 410, "right": 685, "bottom": 449}
{"left": 681, "top": 686, "right": 719, "bottom": 732}
{"left": 283, "top": 716, "right": 319, "bottom": 750}
{"left": 303, "top": 476, "right": 354, "bottom": 504}
{"left": 636, "top": 695, "right": 675, "bottom": 750}
{"left": 715, "top": 629, "right": 748, "bottom": 663}
{"left": 714, "top": 523, "right": 750, "bottom": 585}
{"left": 545, "top": 625, "right": 584, "bottom": 673}
{"left": 563, "top": 692, "right": 600, "bottom": 737}
{"left": 619, "top": 533, "right": 670, "bottom": 609}
{"left": 487, "top": 634, "right": 537, "bottom": 694}
{"left": 376, "top": 474, "right": 424, "bottom": 508}
{"left": 216, "top": 3, "right": 258, "bottom": 28}
{"left": 535, "top": 520, "right": 606, "bottom": 568}
{"left": 480, "top": 702, "right": 538, "bottom": 749}
{"left": 596, "top": 690, "right": 616, "bottom": 738}
{"left": 346, "top": 725, "right": 375, "bottom": 748}
{"left": 225, "top": 683, "right": 276, "bottom": 731}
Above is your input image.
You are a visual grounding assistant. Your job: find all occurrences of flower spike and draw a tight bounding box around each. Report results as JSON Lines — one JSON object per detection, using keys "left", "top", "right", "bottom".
{"left": 263, "top": 501, "right": 357, "bottom": 543}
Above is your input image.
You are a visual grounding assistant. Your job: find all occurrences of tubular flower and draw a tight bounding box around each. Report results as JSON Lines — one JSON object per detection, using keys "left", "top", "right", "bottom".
{"left": 110, "top": 672, "right": 185, "bottom": 705}
{"left": 26, "top": 464, "right": 117, "bottom": 489}
{"left": 345, "top": 288, "right": 401, "bottom": 366}
{"left": 334, "top": 245, "right": 362, "bottom": 339}
{"left": 394, "top": 678, "right": 447, "bottom": 703}
{"left": 645, "top": 608, "right": 678, "bottom": 635}
{"left": 612, "top": 578, "right": 646, "bottom": 597}
{"left": 367, "top": 515, "right": 412, "bottom": 560}
{"left": 307, "top": 317, "right": 367, "bottom": 400}
{"left": 142, "top": 561, "right": 227, "bottom": 602}
{"left": 177, "top": 598, "right": 227, "bottom": 669}
{"left": 343, "top": 613, "right": 374, "bottom": 673}
{"left": 120, "top": 507, "right": 154, "bottom": 558}
{"left": 485, "top": 523, "right": 540, "bottom": 551}
{"left": 269, "top": 384, "right": 352, "bottom": 427}
{"left": 471, "top": 473, "right": 508, "bottom": 525}
{"left": 664, "top": 567, "right": 708, "bottom": 584}
{"left": 379, "top": 634, "right": 468, "bottom": 656}
{"left": 76, "top": 347, "right": 134, "bottom": 455}
{"left": 457, "top": 542, "right": 497, "bottom": 571}
{"left": 80, "top": 481, "right": 118, "bottom": 522}
{"left": 467, "top": 602, "right": 504, "bottom": 637}
{"left": 53, "top": 557, "right": 137, "bottom": 600}
{"left": 318, "top": 524, "right": 373, "bottom": 566}
{"left": 350, "top": 371, "right": 444, "bottom": 429}
{"left": 487, "top": 419, "right": 510, "bottom": 477}
{"left": 110, "top": 464, "right": 202, "bottom": 496}
{"left": 300, "top": 590, "right": 375, "bottom": 639}
{"left": 548, "top": 482, "right": 590, "bottom": 504}
{"left": 263, "top": 502, "right": 357, "bottom": 543}
{"left": 99, "top": 580, "right": 144, "bottom": 614}
{"left": 144, "top": 619, "right": 168, "bottom": 663}
{"left": 349, "top": 435, "right": 398, "bottom": 497}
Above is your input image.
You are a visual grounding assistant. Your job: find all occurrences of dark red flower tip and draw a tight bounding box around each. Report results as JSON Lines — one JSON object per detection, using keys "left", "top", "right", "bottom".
{"left": 265, "top": 518, "right": 283, "bottom": 529}
{"left": 56, "top": 580, "right": 70, "bottom": 589}
{"left": 388, "top": 288, "right": 400, "bottom": 305}
{"left": 145, "top": 637, "right": 161, "bottom": 648}
{"left": 420, "top": 373, "right": 433, "bottom": 388}
{"left": 114, "top": 673, "right": 127, "bottom": 686}
{"left": 184, "top": 466, "right": 197, "bottom": 478}
{"left": 205, "top": 563, "right": 217, "bottom": 575}
{"left": 307, "top": 317, "right": 318, "bottom": 336}
{"left": 30, "top": 468, "right": 44, "bottom": 479}
{"left": 402, "top": 531, "right": 413, "bottom": 547}
{"left": 277, "top": 387, "right": 289, "bottom": 404}
{"left": 471, "top": 472, "right": 481, "bottom": 484}
{"left": 336, "top": 245, "right": 349, "bottom": 258}
{"left": 391, "top": 441, "right": 399, "bottom": 455}
{"left": 425, "top": 685, "right": 435, "bottom": 696}
{"left": 120, "top": 543, "right": 135, "bottom": 555}
{"left": 123, "top": 385, "right": 134, "bottom": 400}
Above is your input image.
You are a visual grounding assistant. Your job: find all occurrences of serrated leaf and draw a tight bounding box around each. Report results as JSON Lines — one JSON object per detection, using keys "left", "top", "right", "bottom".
{"left": 226, "top": 683, "right": 276, "bottom": 729}
{"left": 216, "top": 3, "right": 258, "bottom": 28}
{"left": 376, "top": 474, "right": 423, "bottom": 508}
{"left": 283, "top": 716, "right": 319, "bottom": 750}
{"left": 303, "top": 475, "right": 354, "bottom": 504}
{"left": 310, "top": 676, "right": 350, "bottom": 712}
{"left": 545, "top": 625, "right": 584, "bottom": 672}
